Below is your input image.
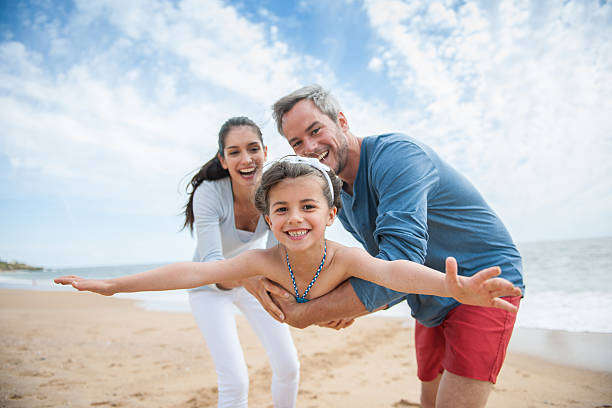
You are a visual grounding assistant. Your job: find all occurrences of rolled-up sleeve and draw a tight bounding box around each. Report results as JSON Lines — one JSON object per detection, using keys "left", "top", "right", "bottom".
{"left": 349, "top": 141, "right": 439, "bottom": 311}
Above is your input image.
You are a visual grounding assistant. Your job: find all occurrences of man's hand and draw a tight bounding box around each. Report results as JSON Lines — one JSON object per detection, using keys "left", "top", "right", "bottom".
{"left": 241, "top": 276, "right": 292, "bottom": 322}
{"left": 315, "top": 302, "right": 387, "bottom": 330}
{"left": 444, "top": 257, "right": 522, "bottom": 313}
{"left": 315, "top": 318, "right": 356, "bottom": 330}
{"left": 269, "top": 279, "right": 370, "bottom": 329}
{"left": 269, "top": 290, "right": 310, "bottom": 329}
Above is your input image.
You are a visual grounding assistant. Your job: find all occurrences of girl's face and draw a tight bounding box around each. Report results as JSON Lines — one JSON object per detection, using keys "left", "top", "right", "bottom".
{"left": 218, "top": 126, "right": 267, "bottom": 189}
{"left": 264, "top": 175, "right": 337, "bottom": 251}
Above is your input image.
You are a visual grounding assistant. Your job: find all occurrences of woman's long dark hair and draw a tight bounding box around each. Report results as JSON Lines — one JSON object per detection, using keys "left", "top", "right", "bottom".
{"left": 182, "top": 116, "right": 263, "bottom": 232}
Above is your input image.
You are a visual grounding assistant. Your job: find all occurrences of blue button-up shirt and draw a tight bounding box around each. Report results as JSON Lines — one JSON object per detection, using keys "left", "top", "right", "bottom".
{"left": 340, "top": 133, "right": 524, "bottom": 327}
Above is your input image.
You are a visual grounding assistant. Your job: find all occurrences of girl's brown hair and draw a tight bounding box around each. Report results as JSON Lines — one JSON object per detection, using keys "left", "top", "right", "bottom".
{"left": 254, "top": 160, "right": 343, "bottom": 215}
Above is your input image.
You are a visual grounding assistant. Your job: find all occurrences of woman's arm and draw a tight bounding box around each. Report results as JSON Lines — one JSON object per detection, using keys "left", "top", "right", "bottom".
{"left": 192, "top": 180, "right": 241, "bottom": 289}
{"left": 343, "top": 247, "right": 522, "bottom": 312}
{"left": 54, "top": 251, "right": 267, "bottom": 296}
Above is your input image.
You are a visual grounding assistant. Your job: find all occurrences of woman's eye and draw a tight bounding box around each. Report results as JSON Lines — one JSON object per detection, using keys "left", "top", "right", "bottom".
{"left": 250, "top": 147, "right": 260, "bottom": 153}
{"left": 228, "top": 151, "right": 239, "bottom": 156}
{"left": 292, "top": 141, "right": 302, "bottom": 148}
{"left": 312, "top": 128, "right": 320, "bottom": 135}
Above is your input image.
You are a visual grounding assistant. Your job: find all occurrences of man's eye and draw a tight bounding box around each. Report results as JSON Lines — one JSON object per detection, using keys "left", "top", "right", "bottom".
{"left": 312, "top": 128, "right": 320, "bottom": 135}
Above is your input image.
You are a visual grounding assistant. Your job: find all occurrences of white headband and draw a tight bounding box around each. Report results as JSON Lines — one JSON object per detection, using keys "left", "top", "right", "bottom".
{"left": 279, "top": 156, "right": 335, "bottom": 202}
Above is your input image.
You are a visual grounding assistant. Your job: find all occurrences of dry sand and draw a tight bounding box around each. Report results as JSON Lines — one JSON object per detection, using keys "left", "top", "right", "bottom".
{"left": 1, "top": 289, "right": 611, "bottom": 407}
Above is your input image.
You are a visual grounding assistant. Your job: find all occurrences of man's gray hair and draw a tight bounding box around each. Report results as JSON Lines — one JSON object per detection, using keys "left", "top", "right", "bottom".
{"left": 272, "top": 84, "right": 342, "bottom": 136}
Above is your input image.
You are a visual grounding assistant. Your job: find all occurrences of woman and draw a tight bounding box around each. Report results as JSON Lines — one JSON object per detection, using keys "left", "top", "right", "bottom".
{"left": 182, "top": 117, "right": 299, "bottom": 408}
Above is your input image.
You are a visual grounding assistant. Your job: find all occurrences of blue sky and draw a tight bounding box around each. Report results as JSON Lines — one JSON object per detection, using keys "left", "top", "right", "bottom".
{"left": 1, "top": 0, "right": 611, "bottom": 268}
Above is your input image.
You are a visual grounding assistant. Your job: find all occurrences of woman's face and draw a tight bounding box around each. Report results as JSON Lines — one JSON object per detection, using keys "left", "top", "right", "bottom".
{"left": 218, "top": 126, "right": 267, "bottom": 190}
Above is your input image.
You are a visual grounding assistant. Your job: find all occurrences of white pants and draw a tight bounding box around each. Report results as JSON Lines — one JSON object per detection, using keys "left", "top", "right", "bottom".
{"left": 189, "top": 288, "right": 300, "bottom": 408}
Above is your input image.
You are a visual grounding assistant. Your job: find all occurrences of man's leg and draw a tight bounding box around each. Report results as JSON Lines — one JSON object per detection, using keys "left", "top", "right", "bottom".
{"left": 416, "top": 296, "right": 521, "bottom": 408}
{"left": 415, "top": 321, "right": 445, "bottom": 408}
{"left": 419, "top": 373, "right": 441, "bottom": 408}
{"left": 435, "top": 371, "right": 492, "bottom": 408}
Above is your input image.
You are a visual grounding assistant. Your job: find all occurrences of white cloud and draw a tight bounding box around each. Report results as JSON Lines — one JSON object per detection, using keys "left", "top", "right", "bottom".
{"left": 2, "top": 0, "right": 610, "bottom": 267}
{"left": 361, "top": 0, "right": 612, "bottom": 241}
{"left": 368, "top": 56, "right": 383, "bottom": 72}
{"left": 426, "top": 2, "right": 457, "bottom": 28}
{"left": 0, "top": 0, "right": 341, "bottom": 207}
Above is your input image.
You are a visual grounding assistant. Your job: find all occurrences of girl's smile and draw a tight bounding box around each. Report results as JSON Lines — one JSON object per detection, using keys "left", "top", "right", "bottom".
{"left": 286, "top": 229, "right": 309, "bottom": 240}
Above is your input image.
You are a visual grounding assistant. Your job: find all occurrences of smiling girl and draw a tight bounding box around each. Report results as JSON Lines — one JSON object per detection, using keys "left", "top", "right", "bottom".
{"left": 55, "top": 158, "right": 522, "bottom": 317}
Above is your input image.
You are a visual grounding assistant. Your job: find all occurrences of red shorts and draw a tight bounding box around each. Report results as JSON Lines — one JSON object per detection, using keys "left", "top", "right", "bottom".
{"left": 415, "top": 296, "right": 521, "bottom": 384}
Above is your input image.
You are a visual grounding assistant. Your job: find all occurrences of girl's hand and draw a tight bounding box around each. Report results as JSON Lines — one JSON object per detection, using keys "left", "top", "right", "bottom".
{"left": 444, "top": 257, "right": 522, "bottom": 313}
{"left": 54, "top": 275, "right": 116, "bottom": 296}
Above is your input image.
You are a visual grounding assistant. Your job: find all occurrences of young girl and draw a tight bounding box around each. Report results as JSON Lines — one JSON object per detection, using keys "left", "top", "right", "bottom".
{"left": 55, "top": 157, "right": 522, "bottom": 313}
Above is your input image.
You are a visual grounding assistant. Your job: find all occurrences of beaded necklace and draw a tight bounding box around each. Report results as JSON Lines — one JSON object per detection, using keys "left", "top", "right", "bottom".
{"left": 285, "top": 240, "right": 327, "bottom": 303}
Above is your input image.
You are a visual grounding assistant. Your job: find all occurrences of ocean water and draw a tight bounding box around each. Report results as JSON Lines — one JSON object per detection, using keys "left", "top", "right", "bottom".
{"left": 1, "top": 236, "right": 611, "bottom": 333}
{"left": 514, "top": 236, "right": 612, "bottom": 333}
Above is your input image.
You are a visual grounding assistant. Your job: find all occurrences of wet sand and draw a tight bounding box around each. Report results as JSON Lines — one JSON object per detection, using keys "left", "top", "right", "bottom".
{"left": 1, "top": 290, "right": 611, "bottom": 407}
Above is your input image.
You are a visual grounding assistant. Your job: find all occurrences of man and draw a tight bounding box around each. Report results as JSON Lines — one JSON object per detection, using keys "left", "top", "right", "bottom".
{"left": 250, "top": 84, "right": 524, "bottom": 408}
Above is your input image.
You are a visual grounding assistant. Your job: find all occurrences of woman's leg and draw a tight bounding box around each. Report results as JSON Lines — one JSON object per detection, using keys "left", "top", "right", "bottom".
{"left": 189, "top": 290, "right": 249, "bottom": 408}
{"left": 235, "top": 288, "right": 300, "bottom": 408}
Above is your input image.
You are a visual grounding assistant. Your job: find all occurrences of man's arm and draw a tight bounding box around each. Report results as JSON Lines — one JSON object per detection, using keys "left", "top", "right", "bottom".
{"left": 347, "top": 138, "right": 440, "bottom": 312}
{"left": 270, "top": 280, "right": 367, "bottom": 329}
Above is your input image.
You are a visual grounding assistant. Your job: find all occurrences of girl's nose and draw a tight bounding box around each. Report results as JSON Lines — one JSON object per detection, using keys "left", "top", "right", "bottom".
{"left": 287, "top": 209, "right": 303, "bottom": 224}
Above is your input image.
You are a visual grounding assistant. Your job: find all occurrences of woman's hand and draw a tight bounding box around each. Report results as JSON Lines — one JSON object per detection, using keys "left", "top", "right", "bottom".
{"left": 242, "top": 276, "right": 290, "bottom": 322}
{"left": 54, "top": 275, "right": 116, "bottom": 296}
{"left": 444, "top": 257, "right": 522, "bottom": 313}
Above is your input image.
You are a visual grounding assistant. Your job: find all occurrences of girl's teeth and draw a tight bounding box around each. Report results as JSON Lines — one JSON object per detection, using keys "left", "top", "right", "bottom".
{"left": 288, "top": 230, "right": 307, "bottom": 237}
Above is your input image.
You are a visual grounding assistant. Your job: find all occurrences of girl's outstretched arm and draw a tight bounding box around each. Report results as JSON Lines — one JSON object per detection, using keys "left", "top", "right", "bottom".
{"left": 54, "top": 250, "right": 268, "bottom": 296}
{"left": 343, "top": 248, "right": 521, "bottom": 313}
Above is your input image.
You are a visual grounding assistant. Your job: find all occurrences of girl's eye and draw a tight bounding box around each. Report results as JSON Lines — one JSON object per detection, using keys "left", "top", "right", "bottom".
{"left": 228, "top": 151, "right": 239, "bottom": 156}
{"left": 292, "top": 140, "right": 302, "bottom": 148}
{"left": 250, "top": 147, "right": 260, "bottom": 153}
{"left": 303, "top": 204, "right": 315, "bottom": 210}
{"left": 274, "top": 207, "right": 287, "bottom": 213}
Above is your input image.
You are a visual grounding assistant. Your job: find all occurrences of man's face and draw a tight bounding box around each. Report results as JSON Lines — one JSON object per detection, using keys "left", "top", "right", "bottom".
{"left": 281, "top": 99, "right": 349, "bottom": 175}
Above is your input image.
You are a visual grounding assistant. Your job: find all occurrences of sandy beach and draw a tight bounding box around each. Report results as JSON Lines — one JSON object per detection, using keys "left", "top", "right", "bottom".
{"left": 1, "top": 289, "right": 611, "bottom": 408}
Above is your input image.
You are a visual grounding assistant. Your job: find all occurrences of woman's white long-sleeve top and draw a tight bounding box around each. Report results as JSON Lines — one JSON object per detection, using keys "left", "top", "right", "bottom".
{"left": 191, "top": 177, "right": 276, "bottom": 290}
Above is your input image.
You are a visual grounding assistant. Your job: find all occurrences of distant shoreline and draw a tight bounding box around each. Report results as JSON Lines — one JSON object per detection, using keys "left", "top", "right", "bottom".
{"left": 0, "top": 261, "right": 43, "bottom": 272}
